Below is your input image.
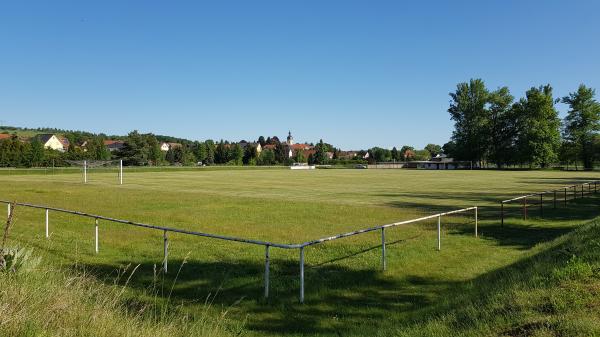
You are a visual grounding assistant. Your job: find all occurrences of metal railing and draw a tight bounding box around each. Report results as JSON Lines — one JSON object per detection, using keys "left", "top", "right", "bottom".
{"left": 2, "top": 199, "right": 477, "bottom": 303}
{"left": 500, "top": 180, "right": 599, "bottom": 226}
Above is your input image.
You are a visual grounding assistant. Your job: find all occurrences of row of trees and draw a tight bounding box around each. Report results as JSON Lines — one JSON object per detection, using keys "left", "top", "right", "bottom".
{"left": 0, "top": 130, "right": 353, "bottom": 167}
{"left": 366, "top": 144, "right": 442, "bottom": 163}
{"left": 446, "top": 79, "right": 600, "bottom": 169}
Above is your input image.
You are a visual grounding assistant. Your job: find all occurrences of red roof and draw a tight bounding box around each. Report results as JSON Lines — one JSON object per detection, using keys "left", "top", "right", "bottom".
{"left": 263, "top": 144, "right": 276, "bottom": 150}
{"left": 0, "top": 134, "right": 11, "bottom": 140}
{"left": 290, "top": 143, "right": 313, "bottom": 150}
{"left": 59, "top": 137, "right": 70, "bottom": 148}
{"left": 103, "top": 140, "right": 123, "bottom": 145}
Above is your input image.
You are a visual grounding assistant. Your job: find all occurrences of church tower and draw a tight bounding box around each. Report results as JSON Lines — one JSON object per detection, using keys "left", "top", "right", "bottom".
{"left": 286, "top": 131, "right": 294, "bottom": 145}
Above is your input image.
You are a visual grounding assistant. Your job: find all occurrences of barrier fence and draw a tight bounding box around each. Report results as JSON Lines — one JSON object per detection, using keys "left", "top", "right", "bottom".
{"left": 500, "top": 180, "right": 599, "bottom": 226}
{"left": 1, "top": 199, "right": 477, "bottom": 303}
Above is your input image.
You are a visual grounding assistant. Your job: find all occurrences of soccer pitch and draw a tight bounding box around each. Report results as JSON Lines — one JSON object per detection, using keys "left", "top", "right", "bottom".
{"left": 2, "top": 168, "right": 600, "bottom": 336}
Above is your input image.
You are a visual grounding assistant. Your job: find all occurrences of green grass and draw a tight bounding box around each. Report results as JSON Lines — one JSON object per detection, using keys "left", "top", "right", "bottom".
{"left": 2, "top": 169, "right": 600, "bottom": 336}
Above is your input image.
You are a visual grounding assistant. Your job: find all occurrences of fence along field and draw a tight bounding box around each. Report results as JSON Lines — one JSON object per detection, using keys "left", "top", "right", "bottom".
{"left": 1, "top": 198, "right": 477, "bottom": 303}
{"left": 500, "top": 180, "right": 600, "bottom": 225}
{"left": 3, "top": 174, "right": 599, "bottom": 304}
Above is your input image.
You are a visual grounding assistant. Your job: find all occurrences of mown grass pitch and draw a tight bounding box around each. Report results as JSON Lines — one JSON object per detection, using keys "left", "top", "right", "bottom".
{"left": 2, "top": 168, "right": 600, "bottom": 336}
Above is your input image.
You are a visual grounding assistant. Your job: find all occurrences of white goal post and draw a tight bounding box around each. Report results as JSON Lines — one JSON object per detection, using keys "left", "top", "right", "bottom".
{"left": 65, "top": 159, "right": 123, "bottom": 184}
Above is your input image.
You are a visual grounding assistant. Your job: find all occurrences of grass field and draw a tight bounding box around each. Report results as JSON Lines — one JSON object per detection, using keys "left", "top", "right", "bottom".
{"left": 2, "top": 168, "right": 600, "bottom": 336}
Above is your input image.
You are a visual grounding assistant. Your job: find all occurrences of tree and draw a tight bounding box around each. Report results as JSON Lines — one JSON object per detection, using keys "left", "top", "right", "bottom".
{"left": 120, "top": 130, "right": 150, "bottom": 166}
{"left": 487, "top": 87, "right": 515, "bottom": 167}
{"left": 88, "top": 137, "right": 111, "bottom": 161}
{"left": 442, "top": 141, "right": 457, "bottom": 158}
{"left": 559, "top": 141, "right": 580, "bottom": 170}
{"left": 448, "top": 79, "right": 490, "bottom": 164}
{"left": 243, "top": 144, "right": 259, "bottom": 165}
{"left": 562, "top": 84, "right": 600, "bottom": 169}
{"left": 399, "top": 145, "right": 414, "bottom": 161}
{"left": 370, "top": 147, "right": 391, "bottom": 162}
{"left": 193, "top": 141, "right": 207, "bottom": 164}
{"left": 27, "top": 138, "right": 45, "bottom": 167}
{"left": 165, "top": 148, "right": 176, "bottom": 164}
{"left": 258, "top": 136, "right": 266, "bottom": 147}
{"left": 228, "top": 143, "right": 244, "bottom": 165}
{"left": 513, "top": 85, "right": 561, "bottom": 168}
{"left": 145, "top": 135, "right": 163, "bottom": 165}
{"left": 259, "top": 149, "right": 275, "bottom": 165}
{"left": 424, "top": 144, "right": 442, "bottom": 158}
{"left": 274, "top": 142, "right": 288, "bottom": 164}
{"left": 215, "top": 140, "right": 229, "bottom": 164}
{"left": 313, "top": 139, "right": 327, "bottom": 165}
{"left": 413, "top": 149, "right": 430, "bottom": 161}
{"left": 391, "top": 147, "right": 399, "bottom": 161}
{"left": 204, "top": 140, "right": 215, "bottom": 165}
{"left": 293, "top": 149, "right": 306, "bottom": 163}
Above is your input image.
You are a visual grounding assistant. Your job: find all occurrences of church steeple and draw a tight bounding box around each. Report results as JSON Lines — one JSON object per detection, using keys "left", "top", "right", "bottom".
{"left": 286, "top": 131, "right": 294, "bottom": 145}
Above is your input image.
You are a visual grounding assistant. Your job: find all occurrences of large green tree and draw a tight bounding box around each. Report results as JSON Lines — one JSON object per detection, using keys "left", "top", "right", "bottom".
{"left": 424, "top": 144, "right": 442, "bottom": 158}
{"left": 487, "top": 87, "right": 515, "bottom": 167}
{"left": 562, "top": 84, "right": 600, "bottom": 169}
{"left": 448, "top": 79, "right": 490, "bottom": 164}
{"left": 513, "top": 85, "right": 561, "bottom": 167}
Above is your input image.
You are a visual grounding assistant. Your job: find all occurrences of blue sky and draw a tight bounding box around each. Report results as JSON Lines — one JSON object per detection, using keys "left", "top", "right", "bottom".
{"left": 1, "top": 1, "right": 599, "bottom": 149}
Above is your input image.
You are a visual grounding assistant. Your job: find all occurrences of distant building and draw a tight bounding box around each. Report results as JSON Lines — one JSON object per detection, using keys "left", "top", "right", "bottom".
{"left": 239, "top": 141, "right": 262, "bottom": 154}
{"left": 337, "top": 151, "right": 358, "bottom": 159}
{"left": 36, "top": 134, "right": 67, "bottom": 152}
{"left": 104, "top": 140, "right": 125, "bottom": 152}
{"left": 0, "top": 134, "right": 12, "bottom": 141}
{"left": 160, "top": 142, "right": 182, "bottom": 152}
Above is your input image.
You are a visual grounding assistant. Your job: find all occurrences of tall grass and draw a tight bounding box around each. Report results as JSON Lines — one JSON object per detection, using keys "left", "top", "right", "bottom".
{"left": 0, "top": 208, "right": 239, "bottom": 337}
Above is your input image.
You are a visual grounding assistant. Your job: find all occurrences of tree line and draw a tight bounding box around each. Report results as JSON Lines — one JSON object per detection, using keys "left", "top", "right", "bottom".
{"left": 445, "top": 79, "right": 600, "bottom": 169}
{"left": 0, "top": 130, "right": 365, "bottom": 167}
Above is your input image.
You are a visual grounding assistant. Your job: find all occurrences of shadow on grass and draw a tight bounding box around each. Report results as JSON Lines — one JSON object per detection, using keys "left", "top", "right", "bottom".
{"left": 78, "top": 256, "right": 433, "bottom": 335}
{"left": 73, "top": 217, "right": 586, "bottom": 336}
{"left": 69, "top": 195, "right": 600, "bottom": 335}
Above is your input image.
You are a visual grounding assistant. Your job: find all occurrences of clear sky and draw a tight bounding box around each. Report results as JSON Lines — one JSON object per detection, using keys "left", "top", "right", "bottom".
{"left": 1, "top": 1, "right": 599, "bottom": 150}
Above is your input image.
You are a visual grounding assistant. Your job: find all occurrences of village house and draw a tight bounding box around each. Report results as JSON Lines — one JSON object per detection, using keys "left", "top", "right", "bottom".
{"left": 239, "top": 141, "right": 262, "bottom": 154}
{"left": 337, "top": 151, "right": 358, "bottom": 159}
{"left": 160, "top": 142, "right": 182, "bottom": 152}
{"left": 104, "top": 140, "right": 125, "bottom": 152}
{"left": 36, "top": 134, "right": 68, "bottom": 152}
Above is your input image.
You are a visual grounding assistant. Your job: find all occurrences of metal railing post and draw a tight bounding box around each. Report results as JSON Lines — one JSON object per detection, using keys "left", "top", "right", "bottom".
{"left": 539, "top": 193, "right": 543, "bottom": 217}
{"left": 45, "top": 208, "right": 49, "bottom": 238}
{"left": 84, "top": 160, "right": 87, "bottom": 184}
{"left": 264, "top": 245, "right": 270, "bottom": 299}
{"left": 7, "top": 203, "right": 10, "bottom": 220}
{"left": 553, "top": 190, "right": 556, "bottom": 209}
{"left": 573, "top": 185, "right": 576, "bottom": 199}
{"left": 475, "top": 207, "right": 478, "bottom": 238}
{"left": 581, "top": 185, "right": 584, "bottom": 198}
{"left": 94, "top": 218, "right": 99, "bottom": 253}
{"left": 437, "top": 215, "right": 441, "bottom": 251}
{"left": 163, "top": 230, "right": 168, "bottom": 273}
{"left": 299, "top": 247, "right": 305, "bottom": 303}
{"left": 119, "top": 160, "right": 123, "bottom": 185}
{"left": 523, "top": 198, "right": 527, "bottom": 220}
{"left": 564, "top": 187, "right": 567, "bottom": 205}
{"left": 500, "top": 202, "right": 504, "bottom": 227}
{"left": 381, "top": 227, "right": 386, "bottom": 271}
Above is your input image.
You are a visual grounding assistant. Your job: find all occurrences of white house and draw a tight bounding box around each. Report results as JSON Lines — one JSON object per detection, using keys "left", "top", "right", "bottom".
{"left": 37, "top": 134, "right": 67, "bottom": 152}
{"left": 160, "top": 142, "right": 182, "bottom": 152}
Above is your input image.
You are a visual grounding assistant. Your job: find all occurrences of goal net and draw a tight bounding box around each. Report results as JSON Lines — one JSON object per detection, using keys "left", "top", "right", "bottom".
{"left": 65, "top": 160, "right": 123, "bottom": 184}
